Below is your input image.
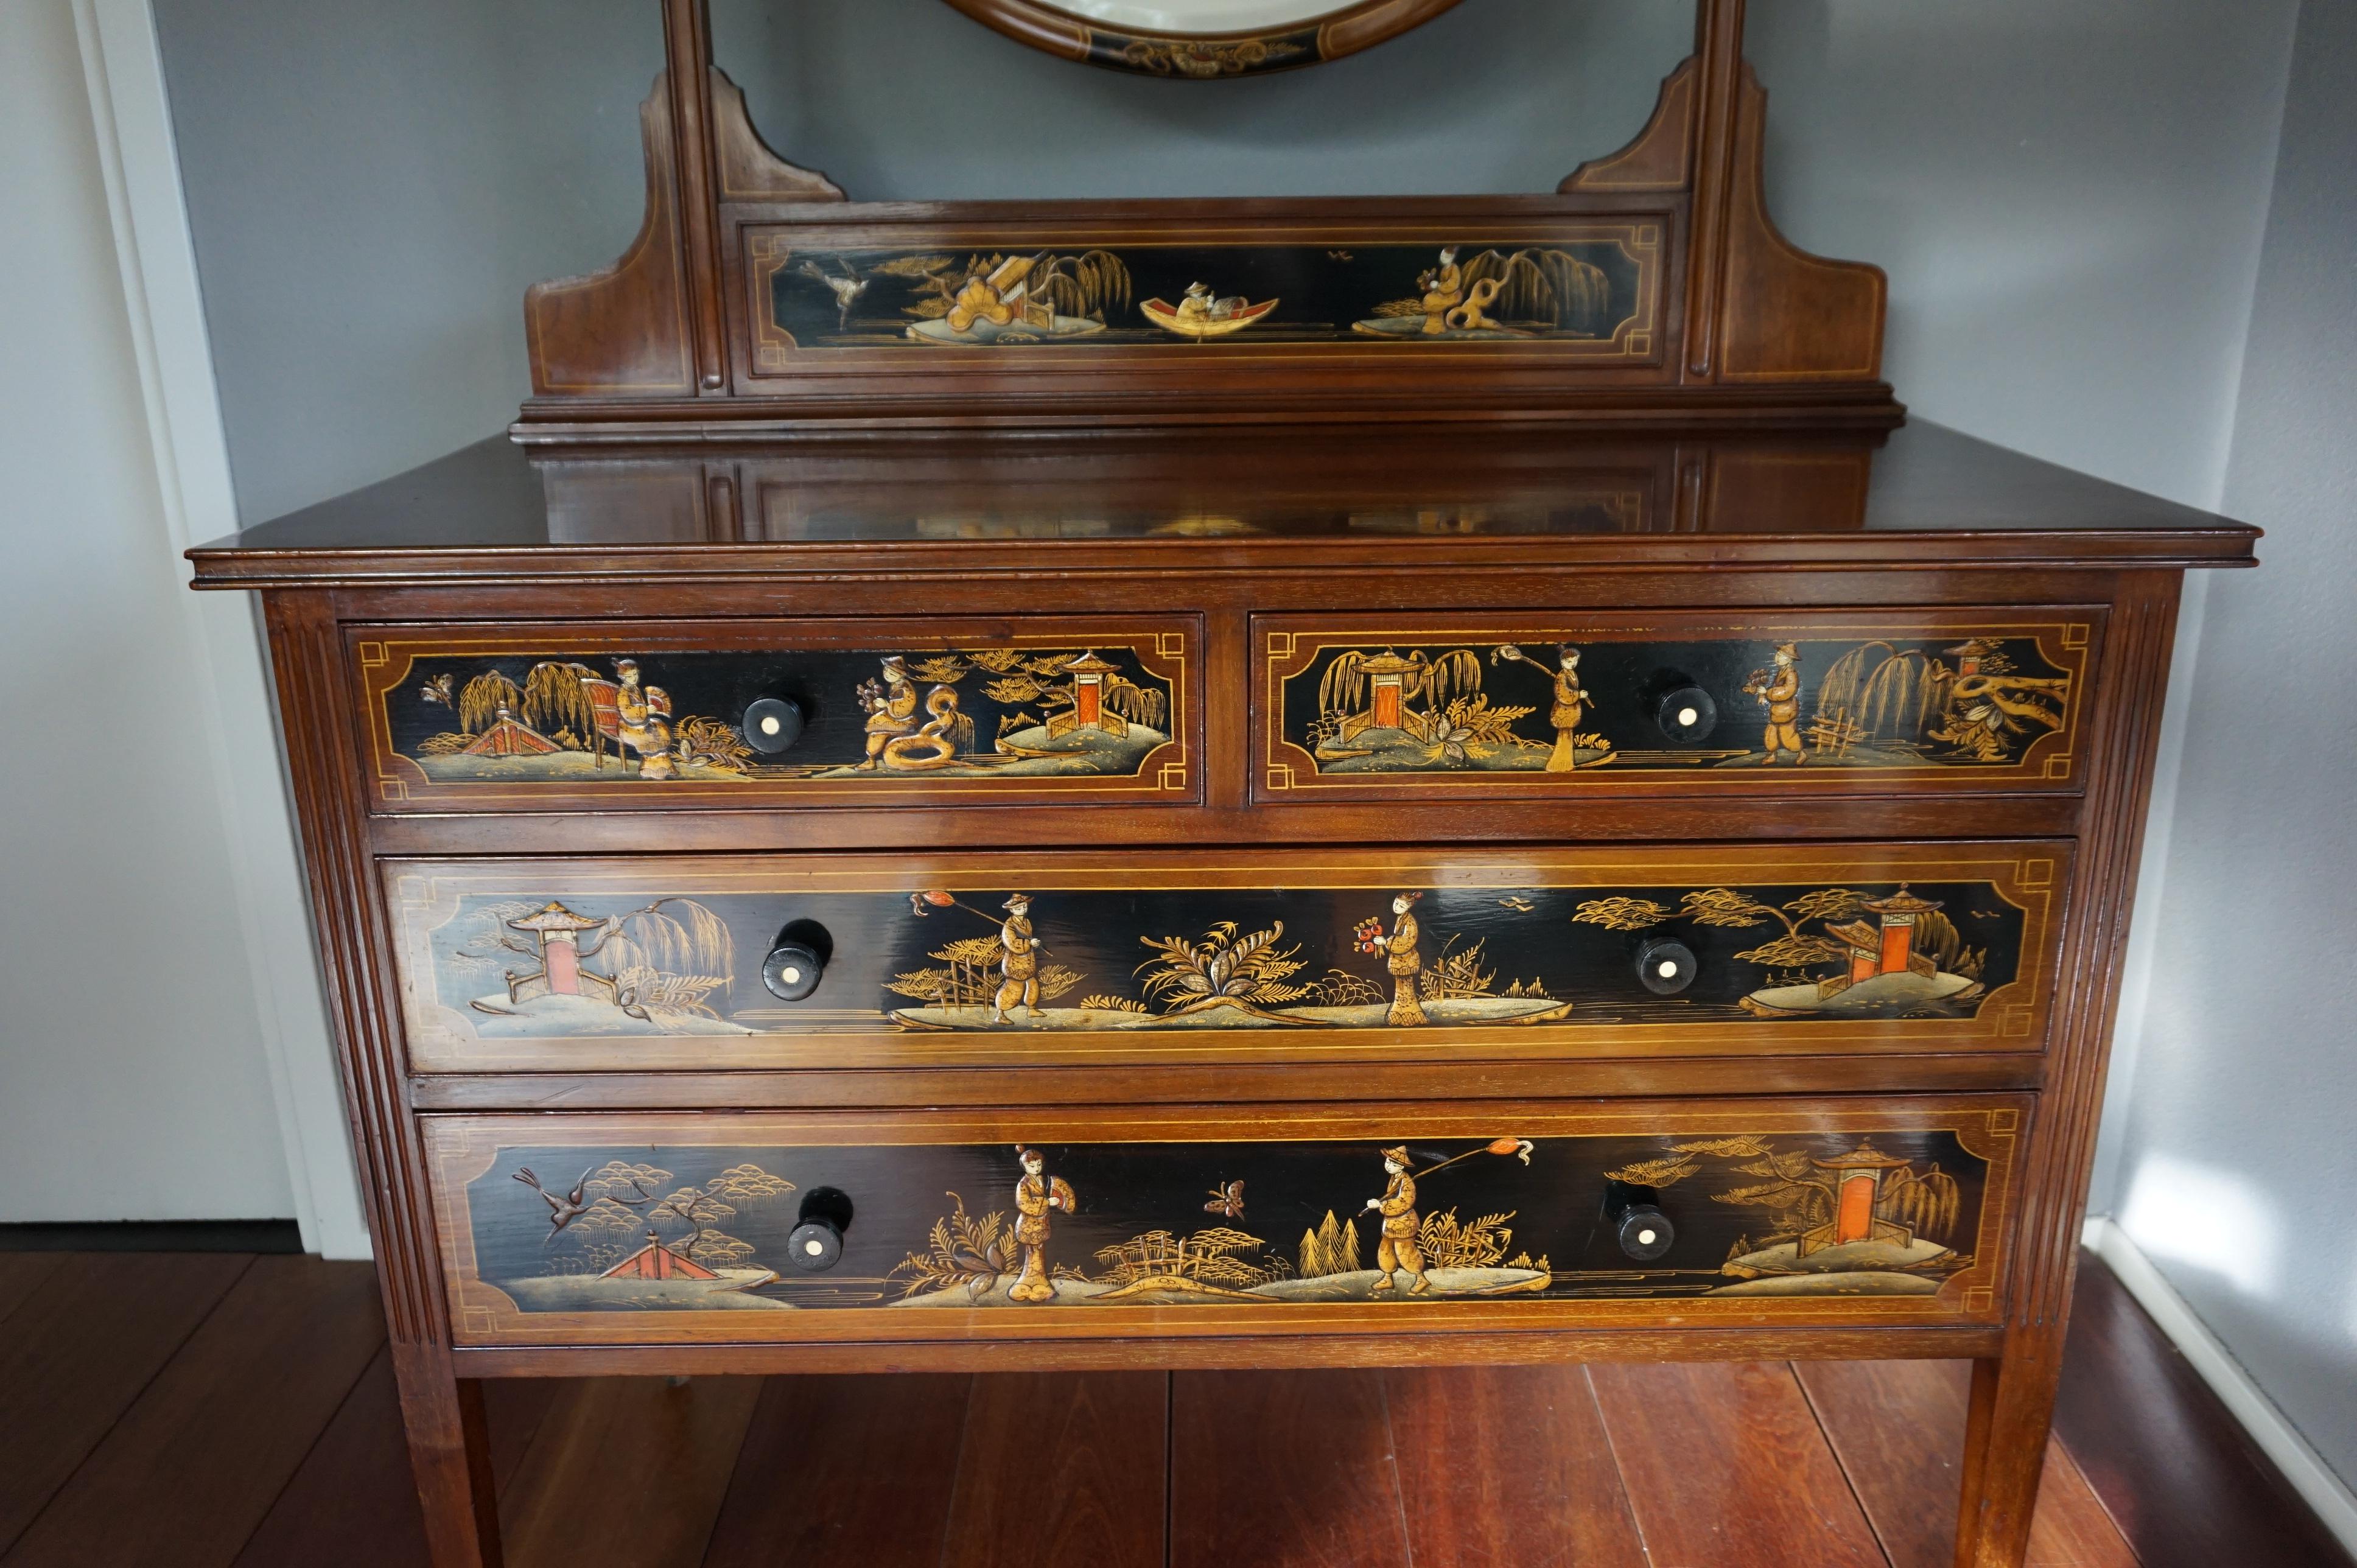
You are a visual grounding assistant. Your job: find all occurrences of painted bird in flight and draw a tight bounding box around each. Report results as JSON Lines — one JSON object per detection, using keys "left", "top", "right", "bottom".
{"left": 513, "top": 1165, "right": 597, "bottom": 1239}
{"left": 801, "top": 257, "right": 869, "bottom": 331}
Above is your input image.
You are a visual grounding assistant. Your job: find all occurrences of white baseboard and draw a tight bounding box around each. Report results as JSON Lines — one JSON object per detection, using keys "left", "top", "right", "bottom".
{"left": 2081, "top": 1216, "right": 2357, "bottom": 1555}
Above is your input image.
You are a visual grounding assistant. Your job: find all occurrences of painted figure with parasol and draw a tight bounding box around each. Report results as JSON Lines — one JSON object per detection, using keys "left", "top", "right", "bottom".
{"left": 1009, "top": 1146, "right": 1076, "bottom": 1304}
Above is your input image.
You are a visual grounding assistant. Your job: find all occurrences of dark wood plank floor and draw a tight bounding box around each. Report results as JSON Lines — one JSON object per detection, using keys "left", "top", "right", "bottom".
{"left": 0, "top": 1248, "right": 2344, "bottom": 1568}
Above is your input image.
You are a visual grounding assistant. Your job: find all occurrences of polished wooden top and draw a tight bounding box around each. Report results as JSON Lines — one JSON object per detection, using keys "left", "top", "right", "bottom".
{"left": 188, "top": 421, "right": 2257, "bottom": 587}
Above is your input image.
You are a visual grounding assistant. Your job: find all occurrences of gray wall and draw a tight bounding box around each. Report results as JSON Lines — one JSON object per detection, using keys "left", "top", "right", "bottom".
{"left": 0, "top": 0, "right": 298, "bottom": 1223}
{"left": 2109, "top": 0, "right": 2357, "bottom": 1489}
{"left": 154, "top": 0, "right": 2297, "bottom": 523}
{"left": 136, "top": 11, "right": 2355, "bottom": 1491}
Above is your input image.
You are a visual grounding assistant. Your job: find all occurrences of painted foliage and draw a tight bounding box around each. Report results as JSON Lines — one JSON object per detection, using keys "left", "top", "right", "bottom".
{"left": 401, "top": 868, "right": 2038, "bottom": 1046}
{"left": 763, "top": 237, "right": 1653, "bottom": 351}
{"left": 1271, "top": 628, "right": 2083, "bottom": 780}
{"left": 457, "top": 1125, "right": 1997, "bottom": 1318}
{"left": 370, "top": 640, "right": 1180, "bottom": 790}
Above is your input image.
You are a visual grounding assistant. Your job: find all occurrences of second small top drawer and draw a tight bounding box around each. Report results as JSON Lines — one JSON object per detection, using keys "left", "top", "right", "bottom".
{"left": 351, "top": 615, "right": 1197, "bottom": 812}
{"left": 1255, "top": 609, "right": 2098, "bottom": 801}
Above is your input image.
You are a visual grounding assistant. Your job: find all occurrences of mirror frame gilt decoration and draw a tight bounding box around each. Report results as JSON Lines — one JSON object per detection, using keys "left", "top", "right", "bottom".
{"left": 937, "top": 0, "right": 1469, "bottom": 78}
{"left": 517, "top": 0, "right": 1898, "bottom": 443}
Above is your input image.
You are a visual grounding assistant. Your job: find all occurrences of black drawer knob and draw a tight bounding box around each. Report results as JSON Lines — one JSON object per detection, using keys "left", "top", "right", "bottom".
{"left": 743, "top": 697, "right": 805, "bottom": 755}
{"left": 762, "top": 919, "right": 834, "bottom": 1001}
{"left": 786, "top": 1187, "right": 855, "bottom": 1273}
{"left": 787, "top": 1219, "right": 842, "bottom": 1271}
{"left": 1636, "top": 937, "right": 1697, "bottom": 995}
{"left": 1604, "top": 1179, "right": 1676, "bottom": 1262}
{"left": 1615, "top": 1203, "right": 1676, "bottom": 1261}
{"left": 1654, "top": 685, "right": 1718, "bottom": 743}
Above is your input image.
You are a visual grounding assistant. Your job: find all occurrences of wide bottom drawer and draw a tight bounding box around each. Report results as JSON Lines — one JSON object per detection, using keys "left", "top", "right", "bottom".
{"left": 427, "top": 1097, "right": 2026, "bottom": 1348}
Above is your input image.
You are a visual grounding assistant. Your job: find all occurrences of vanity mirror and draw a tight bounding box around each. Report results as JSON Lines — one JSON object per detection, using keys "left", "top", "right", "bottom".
{"left": 941, "top": 0, "right": 1467, "bottom": 76}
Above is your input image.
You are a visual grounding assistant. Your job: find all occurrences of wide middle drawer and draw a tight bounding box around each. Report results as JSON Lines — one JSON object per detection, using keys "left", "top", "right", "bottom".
{"left": 387, "top": 842, "right": 2068, "bottom": 1073}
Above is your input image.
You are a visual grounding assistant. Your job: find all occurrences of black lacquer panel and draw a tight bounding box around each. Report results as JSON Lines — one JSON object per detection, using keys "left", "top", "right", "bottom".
{"left": 430, "top": 1104, "right": 2020, "bottom": 1342}
{"left": 388, "top": 847, "right": 2061, "bottom": 1069}
{"left": 1264, "top": 618, "right": 2091, "bottom": 790}
{"left": 757, "top": 234, "right": 1656, "bottom": 354}
{"left": 354, "top": 625, "right": 1189, "bottom": 806}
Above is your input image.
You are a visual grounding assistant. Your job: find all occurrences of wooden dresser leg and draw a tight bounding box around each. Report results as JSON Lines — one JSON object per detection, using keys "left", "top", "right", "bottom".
{"left": 1953, "top": 1345, "right": 2062, "bottom": 1568}
{"left": 391, "top": 1343, "right": 506, "bottom": 1568}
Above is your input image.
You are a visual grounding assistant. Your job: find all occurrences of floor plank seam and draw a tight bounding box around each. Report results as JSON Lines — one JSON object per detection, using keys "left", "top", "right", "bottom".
{"left": 228, "top": 1335, "right": 394, "bottom": 1565}
{"left": 1582, "top": 1365, "right": 1660, "bottom": 1568}
{"left": 2048, "top": 1431, "right": 2145, "bottom": 1567}
{"left": 1163, "top": 1371, "right": 1175, "bottom": 1568}
{"left": 1375, "top": 1370, "right": 1416, "bottom": 1568}
{"left": 0, "top": 1256, "right": 68, "bottom": 1335}
{"left": 937, "top": 1373, "right": 986, "bottom": 1568}
{"left": 685, "top": 1393, "right": 738, "bottom": 1568}
{"left": 1789, "top": 1360, "right": 1901, "bottom": 1568}
{"left": 0, "top": 1252, "right": 264, "bottom": 1563}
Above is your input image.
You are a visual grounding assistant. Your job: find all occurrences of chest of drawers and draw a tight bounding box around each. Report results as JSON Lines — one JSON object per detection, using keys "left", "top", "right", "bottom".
{"left": 194, "top": 419, "right": 2254, "bottom": 1566}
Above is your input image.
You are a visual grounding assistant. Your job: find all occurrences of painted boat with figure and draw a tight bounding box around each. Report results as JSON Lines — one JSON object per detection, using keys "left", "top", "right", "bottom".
{"left": 1140, "top": 296, "right": 1280, "bottom": 339}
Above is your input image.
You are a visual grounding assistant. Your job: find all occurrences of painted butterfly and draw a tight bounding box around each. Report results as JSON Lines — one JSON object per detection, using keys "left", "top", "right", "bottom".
{"left": 1203, "top": 1180, "right": 1246, "bottom": 1220}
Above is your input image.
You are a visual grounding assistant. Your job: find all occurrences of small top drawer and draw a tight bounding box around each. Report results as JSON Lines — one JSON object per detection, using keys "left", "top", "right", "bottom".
{"left": 351, "top": 617, "right": 1196, "bottom": 812}
{"left": 1256, "top": 609, "right": 2097, "bottom": 801}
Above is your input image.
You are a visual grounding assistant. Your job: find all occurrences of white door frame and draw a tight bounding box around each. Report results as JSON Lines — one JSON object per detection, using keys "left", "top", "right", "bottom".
{"left": 71, "top": 0, "right": 371, "bottom": 1258}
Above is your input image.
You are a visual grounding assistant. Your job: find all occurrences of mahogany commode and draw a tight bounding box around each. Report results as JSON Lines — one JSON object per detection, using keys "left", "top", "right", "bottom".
{"left": 192, "top": 420, "right": 2254, "bottom": 1566}
{"left": 187, "top": 4, "right": 2260, "bottom": 1564}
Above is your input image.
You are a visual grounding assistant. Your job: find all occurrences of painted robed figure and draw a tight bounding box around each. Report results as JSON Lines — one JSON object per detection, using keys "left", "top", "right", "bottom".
{"left": 1365, "top": 892, "right": 1427, "bottom": 1026}
{"left": 1009, "top": 1146, "right": 1075, "bottom": 1304}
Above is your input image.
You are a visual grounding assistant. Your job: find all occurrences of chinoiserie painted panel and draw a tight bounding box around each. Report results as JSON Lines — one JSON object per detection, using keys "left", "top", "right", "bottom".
{"left": 1257, "top": 611, "right": 2097, "bottom": 797}
{"left": 748, "top": 228, "right": 1663, "bottom": 363}
{"left": 425, "top": 1099, "right": 2025, "bottom": 1346}
{"left": 385, "top": 845, "right": 2065, "bottom": 1073}
{"left": 350, "top": 619, "right": 1193, "bottom": 809}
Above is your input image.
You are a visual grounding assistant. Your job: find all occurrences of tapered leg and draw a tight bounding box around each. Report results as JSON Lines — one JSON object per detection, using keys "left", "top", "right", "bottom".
{"left": 1953, "top": 1342, "right": 2064, "bottom": 1568}
{"left": 391, "top": 1342, "right": 506, "bottom": 1568}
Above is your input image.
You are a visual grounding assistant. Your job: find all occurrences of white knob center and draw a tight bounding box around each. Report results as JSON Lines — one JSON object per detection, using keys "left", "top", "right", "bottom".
{"left": 1677, "top": 706, "right": 1699, "bottom": 727}
{"left": 1656, "top": 960, "right": 1679, "bottom": 979}
{"left": 780, "top": 965, "right": 802, "bottom": 985}
{"left": 760, "top": 714, "right": 782, "bottom": 736}
{"left": 1636, "top": 1228, "right": 1658, "bottom": 1247}
{"left": 804, "top": 1237, "right": 824, "bottom": 1256}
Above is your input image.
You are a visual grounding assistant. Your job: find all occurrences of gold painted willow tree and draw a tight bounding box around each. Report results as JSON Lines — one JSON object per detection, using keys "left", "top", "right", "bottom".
{"left": 521, "top": 662, "right": 606, "bottom": 758}
{"left": 1606, "top": 1134, "right": 1963, "bottom": 1253}
{"left": 980, "top": 651, "right": 1167, "bottom": 732}
{"left": 886, "top": 251, "right": 1134, "bottom": 326}
{"left": 1317, "top": 647, "right": 1483, "bottom": 743}
{"left": 1373, "top": 248, "right": 1615, "bottom": 334}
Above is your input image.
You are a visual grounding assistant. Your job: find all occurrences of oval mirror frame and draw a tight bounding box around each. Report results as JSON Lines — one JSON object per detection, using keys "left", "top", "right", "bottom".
{"left": 941, "top": 0, "right": 1468, "bottom": 78}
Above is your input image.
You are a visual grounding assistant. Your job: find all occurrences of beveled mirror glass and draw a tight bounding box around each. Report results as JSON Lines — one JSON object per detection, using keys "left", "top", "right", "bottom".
{"left": 942, "top": 0, "right": 1468, "bottom": 77}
